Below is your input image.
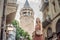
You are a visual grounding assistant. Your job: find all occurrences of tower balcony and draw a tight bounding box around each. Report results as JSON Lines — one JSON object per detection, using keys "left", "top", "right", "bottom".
{"left": 40, "top": 0, "right": 49, "bottom": 11}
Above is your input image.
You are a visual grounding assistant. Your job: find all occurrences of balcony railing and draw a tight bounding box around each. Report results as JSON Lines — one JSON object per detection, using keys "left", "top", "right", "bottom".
{"left": 42, "top": 13, "right": 60, "bottom": 28}
{"left": 40, "top": 0, "right": 49, "bottom": 11}
{"left": 42, "top": 15, "right": 52, "bottom": 28}
{"left": 42, "top": 19, "right": 51, "bottom": 28}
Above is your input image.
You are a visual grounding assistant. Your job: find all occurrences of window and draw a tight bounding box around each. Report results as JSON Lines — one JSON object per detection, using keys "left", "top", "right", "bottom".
{"left": 56, "top": 19, "right": 60, "bottom": 33}
{"left": 46, "top": 15, "right": 51, "bottom": 21}
{"left": 23, "top": 12, "right": 27, "bottom": 16}
{"left": 58, "top": 0, "right": 60, "bottom": 7}
{"left": 47, "top": 27, "right": 52, "bottom": 40}
{"left": 52, "top": 1, "right": 56, "bottom": 12}
{"left": 46, "top": 0, "right": 48, "bottom": 1}
{"left": 28, "top": 12, "right": 30, "bottom": 16}
{"left": 44, "top": 0, "right": 48, "bottom": 2}
{"left": 28, "top": 12, "right": 31, "bottom": 16}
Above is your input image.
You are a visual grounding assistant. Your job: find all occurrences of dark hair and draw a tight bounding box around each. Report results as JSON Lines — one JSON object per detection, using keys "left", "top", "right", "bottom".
{"left": 36, "top": 18, "right": 41, "bottom": 24}
{"left": 57, "top": 32, "right": 60, "bottom": 36}
{"left": 52, "top": 32, "right": 56, "bottom": 36}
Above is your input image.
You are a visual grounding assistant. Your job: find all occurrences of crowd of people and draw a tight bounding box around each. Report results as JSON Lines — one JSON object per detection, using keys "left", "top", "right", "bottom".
{"left": 48, "top": 32, "right": 60, "bottom": 40}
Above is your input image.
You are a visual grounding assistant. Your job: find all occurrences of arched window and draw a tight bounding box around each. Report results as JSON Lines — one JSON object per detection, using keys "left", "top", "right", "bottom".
{"left": 58, "top": 0, "right": 60, "bottom": 7}
{"left": 52, "top": 1, "right": 56, "bottom": 12}
{"left": 47, "top": 27, "right": 52, "bottom": 40}
{"left": 56, "top": 18, "right": 60, "bottom": 33}
{"left": 56, "top": 18, "right": 60, "bottom": 40}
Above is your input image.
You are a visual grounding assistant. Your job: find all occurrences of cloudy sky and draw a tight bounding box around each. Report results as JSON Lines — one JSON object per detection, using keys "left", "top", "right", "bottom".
{"left": 15, "top": 0, "right": 43, "bottom": 25}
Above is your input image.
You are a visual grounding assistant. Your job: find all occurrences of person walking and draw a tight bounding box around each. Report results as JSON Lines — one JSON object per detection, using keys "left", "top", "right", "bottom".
{"left": 33, "top": 18, "right": 44, "bottom": 40}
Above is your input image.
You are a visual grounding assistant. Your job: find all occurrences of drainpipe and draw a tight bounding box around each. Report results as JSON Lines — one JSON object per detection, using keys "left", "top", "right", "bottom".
{"left": 1, "top": 0, "right": 7, "bottom": 40}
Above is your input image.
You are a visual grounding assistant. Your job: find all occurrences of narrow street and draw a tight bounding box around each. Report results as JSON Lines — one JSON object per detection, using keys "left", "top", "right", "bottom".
{"left": 0, "top": 0, "right": 60, "bottom": 40}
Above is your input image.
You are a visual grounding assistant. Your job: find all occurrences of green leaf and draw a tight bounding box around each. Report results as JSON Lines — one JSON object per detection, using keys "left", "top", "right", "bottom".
{"left": 12, "top": 20, "right": 31, "bottom": 40}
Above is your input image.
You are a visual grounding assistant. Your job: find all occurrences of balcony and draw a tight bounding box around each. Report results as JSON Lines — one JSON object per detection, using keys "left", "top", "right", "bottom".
{"left": 42, "top": 15, "right": 51, "bottom": 28}
{"left": 42, "top": 19, "right": 51, "bottom": 28}
{"left": 40, "top": 0, "right": 49, "bottom": 11}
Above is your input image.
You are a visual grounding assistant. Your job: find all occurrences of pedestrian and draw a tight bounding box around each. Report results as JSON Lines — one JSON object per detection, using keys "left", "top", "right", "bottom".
{"left": 57, "top": 32, "right": 60, "bottom": 40}
{"left": 52, "top": 32, "right": 57, "bottom": 40}
{"left": 33, "top": 18, "right": 44, "bottom": 40}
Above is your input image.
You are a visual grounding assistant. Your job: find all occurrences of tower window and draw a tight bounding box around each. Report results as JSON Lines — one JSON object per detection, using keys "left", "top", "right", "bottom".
{"left": 23, "top": 12, "right": 27, "bottom": 16}
{"left": 28, "top": 12, "right": 30, "bottom": 16}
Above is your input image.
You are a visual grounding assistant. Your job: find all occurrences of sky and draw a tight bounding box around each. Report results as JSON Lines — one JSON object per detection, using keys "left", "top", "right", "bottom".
{"left": 15, "top": 0, "right": 43, "bottom": 25}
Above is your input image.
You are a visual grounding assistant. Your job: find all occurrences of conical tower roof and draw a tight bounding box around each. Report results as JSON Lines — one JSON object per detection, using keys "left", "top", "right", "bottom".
{"left": 24, "top": 0, "right": 30, "bottom": 8}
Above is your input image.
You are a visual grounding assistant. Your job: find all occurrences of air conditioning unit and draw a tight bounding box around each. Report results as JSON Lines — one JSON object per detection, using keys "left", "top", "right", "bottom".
{"left": 44, "top": 0, "right": 49, "bottom": 3}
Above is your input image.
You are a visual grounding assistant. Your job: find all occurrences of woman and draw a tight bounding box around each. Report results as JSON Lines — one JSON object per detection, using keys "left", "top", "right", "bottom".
{"left": 33, "top": 18, "right": 44, "bottom": 40}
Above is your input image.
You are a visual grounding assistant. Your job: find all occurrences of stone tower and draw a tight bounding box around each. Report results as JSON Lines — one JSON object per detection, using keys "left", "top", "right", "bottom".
{"left": 20, "top": 0, "right": 34, "bottom": 38}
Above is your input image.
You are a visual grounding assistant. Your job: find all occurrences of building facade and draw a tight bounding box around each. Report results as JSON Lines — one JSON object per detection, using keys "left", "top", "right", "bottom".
{"left": 0, "top": 0, "right": 7, "bottom": 40}
{"left": 20, "top": 0, "right": 34, "bottom": 38}
{"left": 6, "top": 0, "right": 18, "bottom": 40}
{"left": 40, "top": 0, "right": 60, "bottom": 40}
{"left": 0, "top": 0, "right": 18, "bottom": 40}
{"left": 6, "top": 0, "right": 18, "bottom": 24}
